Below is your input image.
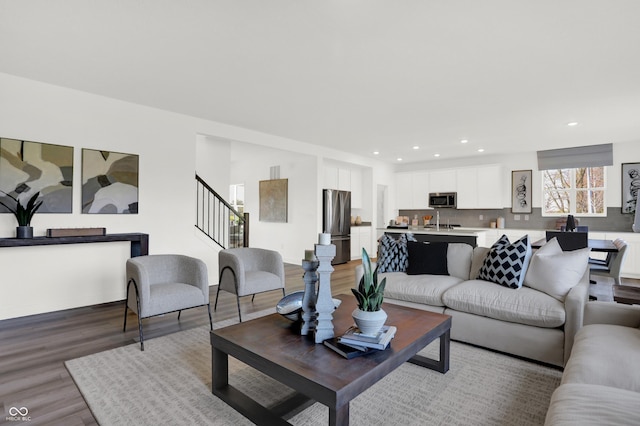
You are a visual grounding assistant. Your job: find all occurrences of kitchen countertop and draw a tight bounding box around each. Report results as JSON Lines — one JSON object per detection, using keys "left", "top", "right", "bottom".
{"left": 378, "top": 227, "right": 487, "bottom": 236}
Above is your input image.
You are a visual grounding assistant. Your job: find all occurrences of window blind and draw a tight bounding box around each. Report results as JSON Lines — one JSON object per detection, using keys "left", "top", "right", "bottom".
{"left": 536, "top": 143, "right": 613, "bottom": 170}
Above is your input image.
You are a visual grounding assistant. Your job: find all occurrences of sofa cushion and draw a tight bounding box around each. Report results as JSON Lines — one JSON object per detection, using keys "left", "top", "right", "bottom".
{"left": 470, "top": 246, "right": 490, "bottom": 280}
{"left": 561, "top": 324, "right": 640, "bottom": 392}
{"left": 406, "top": 241, "right": 449, "bottom": 275}
{"left": 545, "top": 383, "right": 640, "bottom": 426}
{"left": 477, "top": 234, "right": 532, "bottom": 289}
{"left": 524, "top": 237, "right": 590, "bottom": 301}
{"left": 447, "top": 243, "right": 474, "bottom": 281}
{"left": 377, "top": 233, "right": 417, "bottom": 273}
{"left": 381, "top": 272, "right": 464, "bottom": 307}
{"left": 442, "top": 279, "right": 566, "bottom": 328}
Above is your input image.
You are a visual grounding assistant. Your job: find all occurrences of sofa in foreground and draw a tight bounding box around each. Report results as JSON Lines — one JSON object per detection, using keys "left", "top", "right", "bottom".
{"left": 544, "top": 302, "right": 640, "bottom": 425}
{"left": 355, "top": 234, "right": 591, "bottom": 367}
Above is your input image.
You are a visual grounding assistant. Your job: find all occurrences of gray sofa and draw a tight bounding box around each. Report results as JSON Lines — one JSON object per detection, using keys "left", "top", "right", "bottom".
{"left": 355, "top": 242, "right": 590, "bottom": 367}
{"left": 545, "top": 302, "right": 640, "bottom": 425}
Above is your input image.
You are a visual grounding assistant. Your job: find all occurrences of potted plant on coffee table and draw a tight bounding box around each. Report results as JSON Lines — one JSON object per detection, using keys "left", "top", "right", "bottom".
{"left": 351, "top": 248, "right": 387, "bottom": 335}
{"left": 0, "top": 191, "right": 42, "bottom": 239}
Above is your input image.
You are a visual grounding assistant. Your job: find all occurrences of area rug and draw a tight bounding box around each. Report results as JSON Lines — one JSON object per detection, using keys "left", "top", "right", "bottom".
{"left": 66, "top": 310, "right": 561, "bottom": 425}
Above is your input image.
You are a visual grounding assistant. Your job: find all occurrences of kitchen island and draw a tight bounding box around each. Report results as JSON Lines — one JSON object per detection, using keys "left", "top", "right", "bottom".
{"left": 379, "top": 227, "right": 487, "bottom": 247}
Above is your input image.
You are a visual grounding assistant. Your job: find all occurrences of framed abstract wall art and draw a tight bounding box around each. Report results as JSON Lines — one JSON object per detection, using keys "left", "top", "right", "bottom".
{"left": 259, "top": 178, "right": 288, "bottom": 222}
{"left": 511, "top": 169, "right": 532, "bottom": 214}
{"left": 0, "top": 138, "right": 73, "bottom": 213}
{"left": 82, "top": 149, "right": 139, "bottom": 214}
{"left": 621, "top": 162, "right": 640, "bottom": 214}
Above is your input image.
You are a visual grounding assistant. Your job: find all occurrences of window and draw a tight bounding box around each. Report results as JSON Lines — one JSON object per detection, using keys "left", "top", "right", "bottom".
{"left": 542, "top": 167, "right": 606, "bottom": 216}
{"left": 229, "top": 184, "right": 244, "bottom": 215}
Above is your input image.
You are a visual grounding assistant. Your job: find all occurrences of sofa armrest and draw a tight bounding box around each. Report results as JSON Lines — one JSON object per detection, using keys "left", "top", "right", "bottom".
{"left": 584, "top": 301, "right": 640, "bottom": 327}
{"left": 562, "top": 277, "right": 590, "bottom": 364}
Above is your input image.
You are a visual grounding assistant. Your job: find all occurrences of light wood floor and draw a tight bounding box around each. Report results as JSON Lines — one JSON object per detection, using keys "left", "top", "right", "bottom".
{"left": 1, "top": 260, "right": 635, "bottom": 425}
{"left": 0, "top": 260, "right": 360, "bottom": 426}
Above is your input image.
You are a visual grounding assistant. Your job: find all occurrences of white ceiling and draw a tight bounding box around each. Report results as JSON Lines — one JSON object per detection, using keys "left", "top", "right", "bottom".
{"left": 1, "top": 1, "right": 640, "bottom": 164}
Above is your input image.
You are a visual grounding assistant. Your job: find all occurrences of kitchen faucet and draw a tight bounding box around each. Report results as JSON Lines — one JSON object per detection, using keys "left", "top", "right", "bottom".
{"left": 436, "top": 210, "right": 440, "bottom": 231}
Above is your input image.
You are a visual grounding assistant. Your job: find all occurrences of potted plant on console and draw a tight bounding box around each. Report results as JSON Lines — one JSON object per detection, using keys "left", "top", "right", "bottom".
{"left": 351, "top": 248, "right": 387, "bottom": 335}
{"left": 0, "top": 191, "right": 42, "bottom": 239}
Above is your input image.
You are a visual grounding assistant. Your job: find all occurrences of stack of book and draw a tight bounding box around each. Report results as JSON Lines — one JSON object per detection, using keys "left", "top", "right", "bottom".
{"left": 324, "top": 325, "right": 397, "bottom": 359}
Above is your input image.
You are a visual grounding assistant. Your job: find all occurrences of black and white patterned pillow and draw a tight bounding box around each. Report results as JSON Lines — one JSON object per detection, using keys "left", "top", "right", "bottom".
{"left": 377, "top": 233, "right": 417, "bottom": 273}
{"left": 477, "top": 234, "right": 532, "bottom": 289}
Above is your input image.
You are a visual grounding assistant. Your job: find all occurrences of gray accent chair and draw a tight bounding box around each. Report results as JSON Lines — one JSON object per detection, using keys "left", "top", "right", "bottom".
{"left": 589, "top": 238, "right": 628, "bottom": 285}
{"left": 123, "top": 254, "right": 212, "bottom": 351}
{"left": 216, "top": 247, "right": 285, "bottom": 322}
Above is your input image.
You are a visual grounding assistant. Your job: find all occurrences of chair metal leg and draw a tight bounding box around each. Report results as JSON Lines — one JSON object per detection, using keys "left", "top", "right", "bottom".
{"left": 214, "top": 284, "right": 221, "bottom": 311}
{"left": 207, "top": 304, "right": 213, "bottom": 330}
{"left": 178, "top": 310, "right": 182, "bottom": 320}
{"left": 236, "top": 295, "right": 242, "bottom": 322}
{"left": 251, "top": 294, "right": 255, "bottom": 303}
{"left": 127, "top": 278, "right": 145, "bottom": 351}
{"left": 123, "top": 280, "right": 131, "bottom": 332}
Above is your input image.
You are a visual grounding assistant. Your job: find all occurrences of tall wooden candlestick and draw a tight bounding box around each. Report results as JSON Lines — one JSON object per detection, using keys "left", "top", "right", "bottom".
{"left": 300, "top": 259, "right": 319, "bottom": 335}
{"left": 314, "top": 243, "right": 336, "bottom": 343}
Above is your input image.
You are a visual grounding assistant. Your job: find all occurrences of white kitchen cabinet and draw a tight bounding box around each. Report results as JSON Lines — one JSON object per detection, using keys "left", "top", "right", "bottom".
{"left": 429, "top": 169, "right": 457, "bottom": 193}
{"left": 338, "top": 168, "right": 351, "bottom": 191}
{"left": 395, "top": 172, "right": 413, "bottom": 209}
{"left": 476, "top": 165, "right": 504, "bottom": 208}
{"left": 456, "top": 168, "right": 478, "bottom": 209}
{"left": 456, "top": 165, "right": 503, "bottom": 209}
{"left": 351, "top": 226, "right": 373, "bottom": 260}
{"left": 604, "top": 232, "right": 640, "bottom": 279}
{"left": 395, "top": 171, "right": 430, "bottom": 210}
{"left": 411, "top": 171, "right": 430, "bottom": 209}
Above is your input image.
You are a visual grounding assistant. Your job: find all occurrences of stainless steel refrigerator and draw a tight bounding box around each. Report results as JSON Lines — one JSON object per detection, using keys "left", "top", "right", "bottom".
{"left": 323, "top": 189, "right": 351, "bottom": 264}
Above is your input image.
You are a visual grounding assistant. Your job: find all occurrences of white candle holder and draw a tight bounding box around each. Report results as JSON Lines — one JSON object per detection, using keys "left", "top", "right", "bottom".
{"left": 314, "top": 243, "right": 336, "bottom": 343}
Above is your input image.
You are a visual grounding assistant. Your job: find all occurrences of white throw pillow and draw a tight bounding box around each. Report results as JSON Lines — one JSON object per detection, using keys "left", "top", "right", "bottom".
{"left": 524, "top": 237, "right": 590, "bottom": 301}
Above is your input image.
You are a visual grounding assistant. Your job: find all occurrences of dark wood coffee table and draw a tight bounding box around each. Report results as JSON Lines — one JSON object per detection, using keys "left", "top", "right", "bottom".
{"left": 210, "top": 294, "right": 451, "bottom": 425}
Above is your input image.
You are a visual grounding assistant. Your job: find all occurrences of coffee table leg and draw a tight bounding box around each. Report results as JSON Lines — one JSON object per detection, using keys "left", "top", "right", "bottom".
{"left": 212, "top": 346, "right": 229, "bottom": 391}
{"left": 329, "top": 403, "right": 349, "bottom": 426}
{"left": 408, "top": 328, "right": 450, "bottom": 373}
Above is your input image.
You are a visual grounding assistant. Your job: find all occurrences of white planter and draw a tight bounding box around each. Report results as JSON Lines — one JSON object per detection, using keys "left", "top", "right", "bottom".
{"left": 352, "top": 308, "right": 387, "bottom": 336}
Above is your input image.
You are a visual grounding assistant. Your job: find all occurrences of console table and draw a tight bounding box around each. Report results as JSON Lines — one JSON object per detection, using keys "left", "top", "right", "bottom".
{"left": 0, "top": 233, "right": 149, "bottom": 258}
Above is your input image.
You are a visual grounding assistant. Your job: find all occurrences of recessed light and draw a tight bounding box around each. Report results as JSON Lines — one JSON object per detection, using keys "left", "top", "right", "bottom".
{"left": 567, "top": 122, "right": 578, "bottom": 127}
{"left": 477, "top": 148, "right": 485, "bottom": 153}
{"left": 373, "top": 151, "right": 379, "bottom": 155}
{"left": 412, "top": 146, "right": 420, "bottom": 150}
{"left": 434, "top": 153, "right": 441, "bottom": 157}
{"left": 460, "top": 139, "right": 468, "bottom": 144}
{"left": 397, "top": 157, "right": 403, "bottom": 162}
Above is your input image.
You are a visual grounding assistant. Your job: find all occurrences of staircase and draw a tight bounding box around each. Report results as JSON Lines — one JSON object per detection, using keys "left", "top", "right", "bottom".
{"left": 195, "top": 174, "right": 248, "bottom": 249}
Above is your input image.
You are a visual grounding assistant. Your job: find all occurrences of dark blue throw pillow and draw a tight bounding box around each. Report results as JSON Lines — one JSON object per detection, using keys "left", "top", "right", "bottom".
{"left": 406, "top": 241, "right": 449, "bottom": 275}
{"left": 477, "top": 234, "right": 532, "bottom": 289}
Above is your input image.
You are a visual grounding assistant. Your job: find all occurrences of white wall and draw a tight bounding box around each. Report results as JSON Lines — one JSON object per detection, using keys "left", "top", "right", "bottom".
{"left": 0, "top": 72, "right": 392, "bottom": 320}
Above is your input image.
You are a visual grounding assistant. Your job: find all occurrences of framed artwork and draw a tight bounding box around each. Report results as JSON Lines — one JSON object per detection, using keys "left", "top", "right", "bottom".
{"left": 82, "top": 149, "right": 139, "bottom": 214}
{"left": 621, "top": 162, "right": 640, "bottom": 214}
{"left": 511, "top": 169, "right": 532, "bottom": 213}
{"left": 259, "top": 178, "right": 288, "bottom": 222}
{"left": 0, "top": 138, "right": 73, "bottom": 213}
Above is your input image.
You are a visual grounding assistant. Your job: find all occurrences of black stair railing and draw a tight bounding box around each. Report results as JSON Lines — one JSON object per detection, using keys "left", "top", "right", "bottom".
{"left": 195, "top": 174, "right": 248, "bottom": 249}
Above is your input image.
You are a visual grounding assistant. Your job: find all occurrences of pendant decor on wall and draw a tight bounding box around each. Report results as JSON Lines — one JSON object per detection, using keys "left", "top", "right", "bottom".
{"left": 0, "top": 137, "right": 73, "bottom": 213}
{"left": 511, "top": 169, "right": 532, "bottom": 214}
{"left": 621, "top": 162, "right": 640, "bottom": 214}
{"left": 82, "top": 149, "right": 139, "bottom": 214}
{"left": 259, "top": 178, "right": 288, "bottom": 222}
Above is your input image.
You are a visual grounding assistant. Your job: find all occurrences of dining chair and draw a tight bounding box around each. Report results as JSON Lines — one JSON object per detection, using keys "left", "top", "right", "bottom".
{"left": 545, "top": 231, "right": 588, "bottom": 251}
{"left": 216, "top": 247, "right": 286, "bottom": 322}
{"left": 123, "top": 254, "right": 212, "bottom": 351}
{"left": 589, "top": 239, "right": 628, "bottom": 286}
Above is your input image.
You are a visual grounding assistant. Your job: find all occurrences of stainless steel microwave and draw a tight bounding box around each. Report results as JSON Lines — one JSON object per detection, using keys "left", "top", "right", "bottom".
{"left": 429, "top": 192, "right": 457, "bottom": 208}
